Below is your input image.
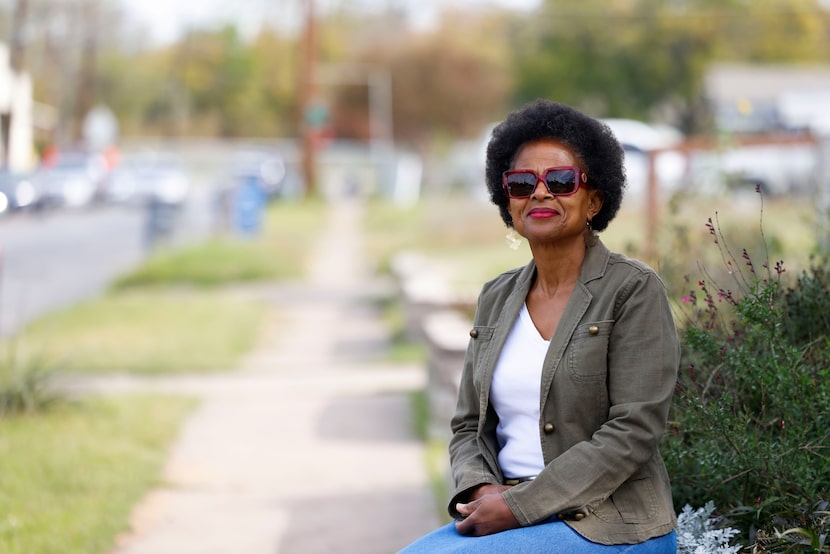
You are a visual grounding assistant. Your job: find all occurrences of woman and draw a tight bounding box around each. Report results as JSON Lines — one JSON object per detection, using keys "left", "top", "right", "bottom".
{"left": 400, "top": 100, "right": 679, "bottom": 553}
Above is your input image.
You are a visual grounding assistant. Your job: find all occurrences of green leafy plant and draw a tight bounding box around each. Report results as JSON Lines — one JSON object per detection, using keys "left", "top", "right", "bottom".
{"left": 662, "top": 194, "right": 830, "bottom": 549}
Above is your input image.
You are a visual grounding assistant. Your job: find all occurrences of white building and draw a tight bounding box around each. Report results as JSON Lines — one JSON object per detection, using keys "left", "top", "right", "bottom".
{"left": 705, "top": 63, "right": 830, "bottom": 135}
{"left": 0, "top": 42, "right": 35, "bottom": 171}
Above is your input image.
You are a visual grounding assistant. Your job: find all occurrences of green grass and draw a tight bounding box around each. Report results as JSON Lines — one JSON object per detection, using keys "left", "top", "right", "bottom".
{"left": 114, "top": 199, "right": 327, "bottom": 289}
{"left": 112, "top": 238, "right": 300, "bottom": 288}
{"left": 14, "top": 289, "right": 266, "bottom": 375}
{"left": 0, "top": 199, "right": 328, "bottom": 553}
{"left": 0, "top": 394, "right": 197, "bottom": 554}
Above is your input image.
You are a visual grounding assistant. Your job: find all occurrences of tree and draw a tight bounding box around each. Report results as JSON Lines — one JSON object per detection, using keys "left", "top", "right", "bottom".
{"left": 331, "top": 8, "right": 515, "bottom": 148}
{"left": 173, "top": 26, "right": 256, "bottom": 137}
{"left": 514, "top": 0, "right": 717, "bottom": 130}
{"left": 249, "top": 27, "right": 300, "bottom": 137}
{"left": 514, "top": 0, "right": 830, "bottom": 132}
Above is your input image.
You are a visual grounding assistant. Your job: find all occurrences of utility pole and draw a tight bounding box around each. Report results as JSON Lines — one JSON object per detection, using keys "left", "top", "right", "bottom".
{"left": 74, "top": 0, "right": 98, "bottom": 144}
{"left": 0, "top": 0, "right": 29, "bottom": 168}
{"left": 299, "top": 0, "right": 318, "bottom": 197}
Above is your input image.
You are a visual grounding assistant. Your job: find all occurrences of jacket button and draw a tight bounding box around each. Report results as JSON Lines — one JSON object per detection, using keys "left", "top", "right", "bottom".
{"left": 574, "top": 512, "right": 586, "bottom": 521}
{"left": 543, "top": 422, "right": 555, "bottom": 434}
{"left": 469, "top": 329, "right": 479, "bottom": 339}
{"left": 589, "top": 325, "right": 599, "bottom": 335}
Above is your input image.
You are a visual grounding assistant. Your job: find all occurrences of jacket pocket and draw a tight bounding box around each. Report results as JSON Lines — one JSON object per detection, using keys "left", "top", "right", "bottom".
{"left": 468, "top": 325, "right": 495, "bottom": 342}
{"left": 568, "top": 320, "right": 614, "bottom": 382}
{"left": 469, "top": 325, "right": 495, "bottom": 389}
{"left": 592, "top": 472, "right": 659, "bottom": 524}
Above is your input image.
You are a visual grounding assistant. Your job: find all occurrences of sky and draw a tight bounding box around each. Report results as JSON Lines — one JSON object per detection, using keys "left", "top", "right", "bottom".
{"left": 119, "top": 0, "right": 543, "bottom": 45}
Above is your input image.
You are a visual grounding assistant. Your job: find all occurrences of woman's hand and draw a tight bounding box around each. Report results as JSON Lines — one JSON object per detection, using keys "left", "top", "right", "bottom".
{"left": 455, "top": 484, "right": 519, "bottom": 536}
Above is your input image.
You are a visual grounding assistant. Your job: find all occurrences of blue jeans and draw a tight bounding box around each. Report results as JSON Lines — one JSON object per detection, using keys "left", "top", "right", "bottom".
{"left": 398, "top": 520, "right": 677, "bottom": 553}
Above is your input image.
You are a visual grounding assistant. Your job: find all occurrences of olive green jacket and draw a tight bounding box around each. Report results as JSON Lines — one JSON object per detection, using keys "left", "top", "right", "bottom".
{"left": 447, "top": 238, "right": 679, "bottom": 545}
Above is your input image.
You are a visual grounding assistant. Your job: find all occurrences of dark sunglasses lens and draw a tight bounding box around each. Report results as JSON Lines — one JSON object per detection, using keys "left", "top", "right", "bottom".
{"left": 545, "top": 170, "right": 577, "bottom": 194}
{"left": 505, "top": 172, "right": 538, "bottom": 197}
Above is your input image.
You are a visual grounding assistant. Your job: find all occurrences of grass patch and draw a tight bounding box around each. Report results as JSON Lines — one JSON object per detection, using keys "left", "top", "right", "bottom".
{"left": 114, "top": 199, "right": 328, "bottom": 289}
{"left": 14, "top": 290, "right": 266, "bottom": 375}
{"left": 112, "top": 238, "right": 299, "bottom": 288}
{"left": 0, "top": 199, "right": 328, "bottom": 553}
{"left": 0, "top": 394, "right": 197, "bottom": 554}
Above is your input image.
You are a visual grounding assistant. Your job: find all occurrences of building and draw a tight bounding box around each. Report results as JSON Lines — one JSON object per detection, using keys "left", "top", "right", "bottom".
{"left": 705, "top": 63, "right": 830, "bottom": 135}
{"left": 0, "top": 42, "right": 34, "bottom": 171}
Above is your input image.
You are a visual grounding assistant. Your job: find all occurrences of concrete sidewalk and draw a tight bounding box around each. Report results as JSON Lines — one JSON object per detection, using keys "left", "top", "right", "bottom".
{"left": 103, "top": 199, "right": 442, "bottom": 554}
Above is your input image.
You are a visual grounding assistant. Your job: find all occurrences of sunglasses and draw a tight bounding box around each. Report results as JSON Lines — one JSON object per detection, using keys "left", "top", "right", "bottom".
{"left": 502, "top": 166, "right": 588, "bottom": 198}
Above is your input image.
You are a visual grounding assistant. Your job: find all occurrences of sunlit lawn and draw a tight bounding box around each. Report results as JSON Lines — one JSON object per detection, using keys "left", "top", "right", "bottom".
{"left": 0, "top": 198, "right": 327, "bottom": 554}
{"left": 16, "top": 289, "right": 267, "bottom": 375}
{"left": 0, "top": 395, "right": 197, "bottom": 554}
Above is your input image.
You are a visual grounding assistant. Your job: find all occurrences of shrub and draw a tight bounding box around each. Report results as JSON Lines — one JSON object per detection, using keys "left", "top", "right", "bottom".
{"left": 662, "top": 199, "right": 830, "bottom": 549}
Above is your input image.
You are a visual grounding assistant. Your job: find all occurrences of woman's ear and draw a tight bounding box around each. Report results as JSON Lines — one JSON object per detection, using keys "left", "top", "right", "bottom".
{"left": 587, "top": 190, "right": 603, "bottom": 220}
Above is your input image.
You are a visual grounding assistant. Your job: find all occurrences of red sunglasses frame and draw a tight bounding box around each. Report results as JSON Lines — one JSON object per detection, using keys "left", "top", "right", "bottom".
{"left": 502, "top": 166, "right": 588, "bottom": 198}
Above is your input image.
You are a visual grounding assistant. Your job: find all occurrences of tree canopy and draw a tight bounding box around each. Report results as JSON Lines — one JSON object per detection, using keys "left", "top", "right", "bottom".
{"left": 3, "top": 0, "right": 829, "bottom": 146}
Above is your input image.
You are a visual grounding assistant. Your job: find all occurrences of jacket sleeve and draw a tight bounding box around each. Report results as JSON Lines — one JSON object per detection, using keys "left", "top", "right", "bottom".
{"left": 445, "top": 286, "right": 502, "bottom": 519}
{"left": 502, "top": 269, "right": 680, "bottom": 525}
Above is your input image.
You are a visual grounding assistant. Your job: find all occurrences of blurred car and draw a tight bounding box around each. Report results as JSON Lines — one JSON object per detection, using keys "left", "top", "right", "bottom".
{"left": 687, "top": 142, "right": 819, "bottom": 197}
{"left": 0, "top": 169, "right": 39, "bottom": 215}
{"left": 33, "top": 151, "right": 107, "bottom": 208}
{"left": 101, "top": 152, "right": 190, "bottom": 205}
{"left": 601, "top": 118, "right": 687, "bottom": 200}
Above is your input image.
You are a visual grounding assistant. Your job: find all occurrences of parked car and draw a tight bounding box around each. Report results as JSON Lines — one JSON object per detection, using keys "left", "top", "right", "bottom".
{"left": 33, "top": 151, "right": 107, "bottom": 208}
{"left": 600, "top": 118, "right": 687, "bottom": 201}
{"left": 101, "top": 152, "right": 190, "bottom": 206}
{"left": 0, "top": 169, "right": 39, "bottom": 215}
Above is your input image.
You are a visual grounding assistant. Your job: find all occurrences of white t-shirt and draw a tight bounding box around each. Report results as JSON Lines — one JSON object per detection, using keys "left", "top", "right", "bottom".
{"left": 489, "top": 303, "right": 548, "bottom": 479}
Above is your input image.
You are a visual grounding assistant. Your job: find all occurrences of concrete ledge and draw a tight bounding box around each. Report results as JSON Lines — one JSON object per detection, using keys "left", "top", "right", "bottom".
{"left": 390, "top": 252, "right": 476, "bottom": 343}
{"left": 421, "top": 309, "right": 471, "bottom": 440}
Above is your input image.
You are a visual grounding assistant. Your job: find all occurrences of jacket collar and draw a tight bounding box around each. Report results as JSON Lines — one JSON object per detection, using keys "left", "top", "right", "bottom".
{"left": 579, "top": 235, "right": 610, "bottom": 284}
{"left": 516, "top": 235, "right": 611, "bottom": 289}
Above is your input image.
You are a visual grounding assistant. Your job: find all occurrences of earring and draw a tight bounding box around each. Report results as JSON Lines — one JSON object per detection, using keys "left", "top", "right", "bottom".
{"left": 586, "top": 219, "right": 593, "bottom": 230}
{"left": 505, "top": 228, "right": 522, "bottom": 250}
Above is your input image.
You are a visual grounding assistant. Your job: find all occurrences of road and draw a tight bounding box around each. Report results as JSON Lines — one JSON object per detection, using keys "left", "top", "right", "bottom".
{"left": 0, "top": 190, "right": 213, "bottom": 338}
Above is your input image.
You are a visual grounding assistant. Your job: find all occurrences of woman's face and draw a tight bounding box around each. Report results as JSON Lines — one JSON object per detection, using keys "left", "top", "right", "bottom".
{"left": 507, "top": 139, "right": 602, "bottom": 246}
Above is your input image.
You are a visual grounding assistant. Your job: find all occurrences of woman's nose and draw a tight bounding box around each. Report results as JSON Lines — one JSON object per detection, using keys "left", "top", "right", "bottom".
{"left": 531, "top": 177, "right": 550, "bottom": 198}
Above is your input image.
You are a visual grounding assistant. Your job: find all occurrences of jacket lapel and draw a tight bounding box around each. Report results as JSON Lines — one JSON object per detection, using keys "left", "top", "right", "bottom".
{"left": 479, "top": 261, "right": 535, "bottom": 412}
{"left": 539, "top": 239, "right": 610, "bottom": 403}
